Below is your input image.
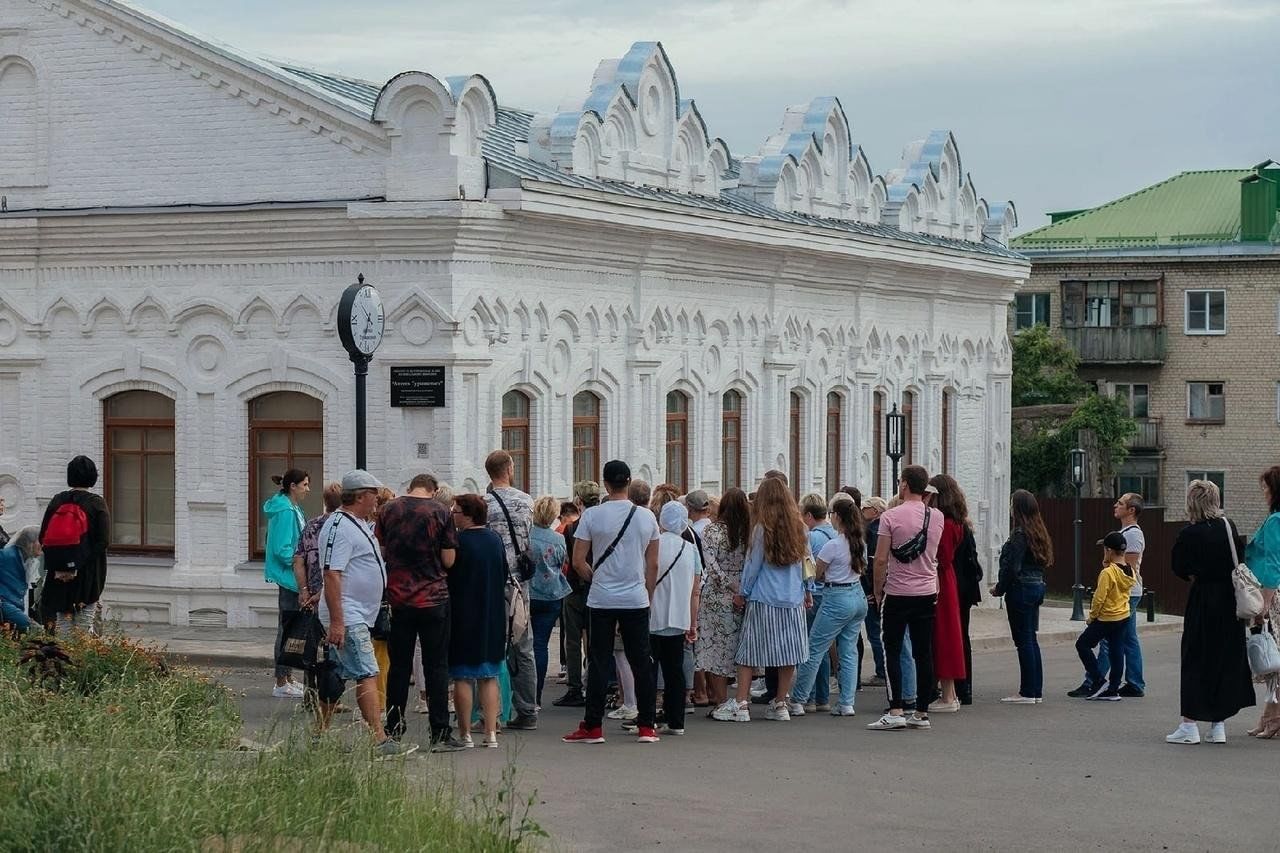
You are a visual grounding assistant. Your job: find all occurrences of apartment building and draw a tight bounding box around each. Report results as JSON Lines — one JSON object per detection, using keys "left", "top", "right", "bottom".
{"left": 1011, "top": 163, "right": 1280, "bottom": 531}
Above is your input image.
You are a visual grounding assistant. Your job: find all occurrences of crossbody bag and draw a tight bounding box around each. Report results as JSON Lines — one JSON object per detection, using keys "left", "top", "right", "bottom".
{"left": 592, "top": 505, "right": 638, "bottom": 572}
{"left": 890, "top": 505, "right": 933, "bottom": 564}
{"left": 490, "top": 488, "right": 535, "bottom": 582}
{"left": 655, "top": 541, "right": 688, "bottom": 588}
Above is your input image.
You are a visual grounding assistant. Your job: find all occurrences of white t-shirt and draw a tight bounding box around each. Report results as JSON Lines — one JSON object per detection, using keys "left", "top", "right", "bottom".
{"left": 651, "top": 531, "right": 702, "bottom": 634}
{"left": 1121, "top": 524, "right": 1146, "bottom": 596}
{"left": 817, "top": 535, "right": 857, "bottom": 584}
{"left": 691, "top": 517, "right": 711, "bottom": 537}
{"left": 318, "top": 510, "right": 386, "bottom": 628}
{"left": 575, "top": 499, "right": 660, "bottom": 610}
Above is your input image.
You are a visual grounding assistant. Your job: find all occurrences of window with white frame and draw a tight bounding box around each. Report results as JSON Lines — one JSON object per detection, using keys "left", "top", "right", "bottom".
{"left": 1113, "top": 383, "right": 1149, "bottom": 419}
{"left": 1185, "top": 290, "right": 1226, "bottom": 334}
{"left": 1187, "top": 470, "right": 1226, "bottom": 507}
{"left": 1187, "top": 381, "right": 1225, "bottom": 423}
{"left": 1014, "top": 293, "right": 1050, "bottom": 330}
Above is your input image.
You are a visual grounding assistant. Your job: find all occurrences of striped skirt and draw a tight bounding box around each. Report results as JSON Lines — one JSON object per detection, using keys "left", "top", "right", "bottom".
{"left": 735, "top": 601, "right": 809, "bottom": 668}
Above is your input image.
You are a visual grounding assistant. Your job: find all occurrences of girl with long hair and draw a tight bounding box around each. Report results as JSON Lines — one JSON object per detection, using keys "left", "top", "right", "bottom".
{"left": 263, "top": 467, "right": 309, "bottom": 698}
{"left": 786, "top": 494, "right": 869, "bottom": 717}
{"left": 991, "top": 489, "right": 1052, "bottom": 703}
{"left": 712, "top": 477, "right": 809, "bottom": 723}
{"left": 695, "top": 488, "right": 752, "bottom": 709}
{"left": 927, "top": 474, "right": 970, "bottom": 713}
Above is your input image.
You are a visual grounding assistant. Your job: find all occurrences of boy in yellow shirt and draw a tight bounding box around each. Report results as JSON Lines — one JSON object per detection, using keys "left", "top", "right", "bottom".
{"left": 1073, "top": 532, "right": 1137, "bottom": 701}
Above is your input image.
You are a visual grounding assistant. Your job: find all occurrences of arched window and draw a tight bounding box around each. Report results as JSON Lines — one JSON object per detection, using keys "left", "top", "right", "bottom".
{"left": 501, "top": 390, "right": 532, "bottom": 493}
{"left": 249, "top": 391, "right": 323, "bottom": 558}
{"left": 103, "top": 391, "right": 175, "bottom": 552}
{"left": 721, "top": 390, "right": 743, "bottom": 490}
{"left": 572, "top": 391, "right": 601, "bottom": 485}
{"left": 941, "top": 389, "right": 954, "bottom": 475}
{"left": 0, "top": 58, "right": 41, "bottom": 187}
{"left": 665, "top": 391, "right": 690, "bottom": 492}
{"left": 903, "top": 390, "right": 917, "bottom": 466}
{"left": 789, "top": 391, "right": 803, "bottom": 497}
{"left": 826, "top": 391, "right": 843, "bottom": 497}
{"left": 873, "top": 390, "right": 885, "bottom": 495}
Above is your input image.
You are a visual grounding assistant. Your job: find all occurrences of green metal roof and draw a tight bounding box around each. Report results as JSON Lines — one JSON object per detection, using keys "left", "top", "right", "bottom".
{"left": 1012, "top": 169, "right": 1256, "bottom": 251}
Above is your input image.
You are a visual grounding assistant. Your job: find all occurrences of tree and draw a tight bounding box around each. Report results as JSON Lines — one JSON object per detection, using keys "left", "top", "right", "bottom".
{"left": 1010, "top": 326, "right": 1137, "bottom": 495}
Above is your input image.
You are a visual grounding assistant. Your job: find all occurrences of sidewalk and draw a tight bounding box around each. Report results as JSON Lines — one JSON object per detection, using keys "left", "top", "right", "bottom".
{"left": 123, "top": 603, "right": 1181, "bottom": 668}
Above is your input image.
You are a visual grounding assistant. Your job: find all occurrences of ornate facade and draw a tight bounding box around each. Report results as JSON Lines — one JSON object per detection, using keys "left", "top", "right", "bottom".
{"left": 0, "top": 0, "right": 1027, "bottom": 624}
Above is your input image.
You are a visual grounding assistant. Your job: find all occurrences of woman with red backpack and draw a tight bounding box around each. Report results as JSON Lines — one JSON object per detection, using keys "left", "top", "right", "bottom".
{"left": 38, "top": 455, "right": 110, "bottom": 634}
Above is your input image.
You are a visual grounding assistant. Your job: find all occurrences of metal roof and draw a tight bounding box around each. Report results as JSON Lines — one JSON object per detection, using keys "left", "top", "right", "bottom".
{"left": 273, "top": 64, "right": 1024, "bottom": 262}
{"left": 1012, "top": 169, "right": 1255, "bottom": 252}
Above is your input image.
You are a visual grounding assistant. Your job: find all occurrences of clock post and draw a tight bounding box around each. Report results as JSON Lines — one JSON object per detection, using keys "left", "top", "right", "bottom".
{"left": 337, "top": 273, "right": 384, "bottom": 472}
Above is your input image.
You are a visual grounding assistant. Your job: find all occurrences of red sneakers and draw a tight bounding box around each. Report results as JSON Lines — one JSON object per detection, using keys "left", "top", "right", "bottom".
{"left": 636, "top": 726, "right": 660, "bottom": 743}
{"left": 562, "top": 724, "right": 605, "bottom": 744}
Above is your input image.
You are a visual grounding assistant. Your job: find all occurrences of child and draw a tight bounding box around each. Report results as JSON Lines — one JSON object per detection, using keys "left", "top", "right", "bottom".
{"left": 1074, "top": 532, "right": 1136, "bottom": 701}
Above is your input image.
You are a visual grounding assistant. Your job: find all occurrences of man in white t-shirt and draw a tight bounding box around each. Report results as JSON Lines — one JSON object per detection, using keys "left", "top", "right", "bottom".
{"left": 317, "top": 469, "right": 417, "bottom": 758}
{"left": 1095, "top": 493, "right": 1147, "bottom": 697}
{"left": 563, "top": 460, "right": 661, "bottom": 745}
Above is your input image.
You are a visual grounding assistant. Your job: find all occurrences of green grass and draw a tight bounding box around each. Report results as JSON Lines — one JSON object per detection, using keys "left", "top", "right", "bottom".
{"left": 0, "top": 631, "right": 543, "bottom": 852}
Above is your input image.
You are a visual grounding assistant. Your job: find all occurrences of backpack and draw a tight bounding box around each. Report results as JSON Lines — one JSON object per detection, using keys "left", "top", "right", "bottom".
{"left": 42, "top": 501, "right": 92, "bottom": 575}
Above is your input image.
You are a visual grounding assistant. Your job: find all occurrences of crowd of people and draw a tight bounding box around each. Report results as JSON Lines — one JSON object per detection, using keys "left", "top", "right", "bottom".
{"left": 3, "top": 451, "right": 1279, "bottom": 754}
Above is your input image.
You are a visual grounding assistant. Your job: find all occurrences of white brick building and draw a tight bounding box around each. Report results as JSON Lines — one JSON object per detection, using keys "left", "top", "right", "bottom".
{"left": 0, "top": 0, "right": 1028, "bottom": 625}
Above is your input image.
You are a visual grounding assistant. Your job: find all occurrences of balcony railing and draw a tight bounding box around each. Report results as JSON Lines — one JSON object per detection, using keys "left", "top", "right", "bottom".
{"left": 1126, "top": 418, "right": 1163, "bottom": 451}
{"left": 1061, "top": 325, "right": 1166, "bottom": 365}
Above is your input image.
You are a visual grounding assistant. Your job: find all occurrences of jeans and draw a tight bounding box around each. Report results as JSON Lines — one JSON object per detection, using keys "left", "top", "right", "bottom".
{"left": 274, "top": 587, "right": 300, "bottom": 680}
{"left": 803, "top": 593, "right": 831, "bottom": 704}
{"left": 650, "top": 633, "right": 687, "bottom": 729}
{"left": 530, "top": 598, "right": 562, "bottom": 704}
{"left": 509, "top": 581, "right": 537, "bottom": 716}
{"left": 1077, "top": 618, "right": 1129, "bottom": 691}
{"left": 585, "top": 607, "right": 655, "bottom": 729}
{"left": 561, "top": 589, "right": 587, "bottom": 692}
{"left": 1005, "top": 580, "right": 1044, "bottom": 699}
{"left": 385, "top": 601, "right": 451, "bottom": 740}
{"left": 792, "top": 585, "right": 868, "bottom": 709}
{"left": 882, "top": 593, "right": 936, "bottom": 712}
{"left": 1097, "top": 595, "right": 1145, "bottom": 690}
{"left": 0, "top": 597, "right": 31, "bottom": 632}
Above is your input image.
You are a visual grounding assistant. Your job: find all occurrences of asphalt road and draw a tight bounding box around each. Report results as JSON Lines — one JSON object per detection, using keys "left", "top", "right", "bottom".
{"left": 223, "top": 634, "right": 1275, "bottom": 852}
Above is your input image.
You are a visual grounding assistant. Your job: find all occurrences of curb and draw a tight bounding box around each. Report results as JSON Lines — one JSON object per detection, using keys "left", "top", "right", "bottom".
{"left": 971, "top": 620, "right": 1181, "bottom": 653}
{"left": 159, "top": 648, "right": 275, "bottom": 669}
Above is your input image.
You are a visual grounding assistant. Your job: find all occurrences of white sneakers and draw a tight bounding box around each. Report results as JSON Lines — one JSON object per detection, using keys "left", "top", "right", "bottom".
{"left": 928, "top": 699, "right": 961, "bottom": 713}
{"left": 413, "top": 697, "right": 429, "bottom": 714}
{"left": 483, "top": 733, "right": 499, "bottom": 748}
{"left": 1000, "top": 695, "right": 1039, "bottom": 705}
{"left": 764, "top": 700, "right": 791, "bottom": 722}
{"left": 712, "top": 699, "right": 750, "bottom": 722}
{"left": 607, "top": 705, "right": 639, "bottom": 721}
{"left": 272, "top": 681, "right": 305, "bottom": 699}
{"left": 787, "top": 701, "right": 806, "bottom": 717}
{"left": 1170, "top": 722, "right": 1226, "bottom": 744}
{"left": 867, "top": 713, "right": 907, "bottom": 731}
{"left": 830, "top": 704, "right": 856, "bottom": 716}
{"left": 749, "top": 678, "right": 767, "bottom": 699}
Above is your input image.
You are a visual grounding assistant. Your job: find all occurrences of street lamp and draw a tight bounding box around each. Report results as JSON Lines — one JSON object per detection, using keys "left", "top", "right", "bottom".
{"left": 886, "top": 403, "right": 906, "bottom": 493}
{"left": 1069, "top": 446, "right": 1087, "bottom": 621}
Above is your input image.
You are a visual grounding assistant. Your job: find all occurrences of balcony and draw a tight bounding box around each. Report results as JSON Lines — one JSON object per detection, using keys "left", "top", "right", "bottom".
{"left": 1126, "top": 418, "right": 1163, "bottom": 451}
{"left": 1061, "top": 325, "right": 1166, "bottom": 365}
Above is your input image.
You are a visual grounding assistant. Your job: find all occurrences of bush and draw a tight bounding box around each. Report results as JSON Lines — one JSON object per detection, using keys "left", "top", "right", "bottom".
{"left": 0, "top": 631, "right": 542, "bottom": 852}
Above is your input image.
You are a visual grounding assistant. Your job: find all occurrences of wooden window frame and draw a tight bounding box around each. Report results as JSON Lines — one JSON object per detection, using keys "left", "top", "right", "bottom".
{"left": 902, "top": 390, "right": 917, "bottom": 466}
{"left": 249, "top": 396, "right": 323, "bottom": 560}
{"left": 1186, "top": 381, "right": 1225, "bottom": 425}
{"left": 501, "top": 390, "right": 533, "bottom": 494}
{"left": 873, "top": 390, "right": 885, "bottom": 496}
{"left": 572, "top": 392, "right": 602, "bottom": 486}
{"left": 789, "top": 391, "right": 803, "bottom": 498}
{"left": 721, "top": 390, "right": 743, "bottom": 491}
{"left": 941, "top": 389, "right": 952, "bottom": 475}
{"left": 825, "top": 391, "right": 843, "bottom": 497}
{"left": 1185, "top": 289, "right": 1226, "bottom": 336}
{"left": 665, "top": 391, "right": 691, "bottom": 493}
{"left": 103, "top": 393, "right": 175, "bottom": 555}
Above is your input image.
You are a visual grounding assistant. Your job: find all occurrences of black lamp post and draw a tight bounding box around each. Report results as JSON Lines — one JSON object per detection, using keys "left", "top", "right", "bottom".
{"left": 1069, "top": 446, "right": 1087, "bottom": 621}
{"left": 886, "top": 403, "right": 906, "bottom": 494}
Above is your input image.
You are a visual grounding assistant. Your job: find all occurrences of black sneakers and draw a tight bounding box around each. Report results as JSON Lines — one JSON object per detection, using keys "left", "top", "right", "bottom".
{"left": 1118, "top": 684, "right": 1145, "bottom": 698}
{"left": 1067, "top": 681, "right": 1098, "bottom": 698}
{"left": 1088, "top": 688, "right": 1122, "bottom": 702}
{"left": 507, "top": 713, "right": 538, "bottom": 730}
{"left": 552, "top": 689, "right": 586, "bottom": 707}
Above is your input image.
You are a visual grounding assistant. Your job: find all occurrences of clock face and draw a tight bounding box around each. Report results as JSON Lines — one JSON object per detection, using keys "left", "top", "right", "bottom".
{"left": 347, "top": 285, "right": 384, "bottom": 356}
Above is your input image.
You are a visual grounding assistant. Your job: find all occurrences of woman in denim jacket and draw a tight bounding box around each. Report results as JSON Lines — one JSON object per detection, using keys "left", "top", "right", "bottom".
{"left": 991, "top": 490, "right": 1052, "bottom": 704}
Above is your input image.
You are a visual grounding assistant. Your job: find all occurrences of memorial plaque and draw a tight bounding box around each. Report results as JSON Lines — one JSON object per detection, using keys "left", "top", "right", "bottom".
{"left": 390, "top": 365, "right": 446, "bottom": 407}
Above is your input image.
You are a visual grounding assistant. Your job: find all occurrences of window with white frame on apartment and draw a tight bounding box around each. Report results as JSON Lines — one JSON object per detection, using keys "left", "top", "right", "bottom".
{"left": 1186, "top": 470, "right": 1226, "bottom": 507}
{"left": 1187, "top": 381, "right": 1225, "bottom": 422}
{"left": 1113, "top": 383, "right": 1149, "bottom": 418}
{"left": 1185, "top": 290, "right": 1226, "bottom": 334}
{"left": 1013, "top": 293, "right": 1050, "bottom": 330}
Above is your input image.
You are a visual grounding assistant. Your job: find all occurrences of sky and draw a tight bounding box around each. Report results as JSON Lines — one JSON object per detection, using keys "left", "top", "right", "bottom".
{"left": 140, "top": 0, "right": 1280, "bottom": 233}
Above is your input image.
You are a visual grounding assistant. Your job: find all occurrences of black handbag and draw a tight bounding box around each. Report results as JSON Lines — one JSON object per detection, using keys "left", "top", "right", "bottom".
{"left": 276, "top": 608, "right": 325, "bottom": 670}
{"left": 370, "top": 601, "right": 393, "bottom": 641}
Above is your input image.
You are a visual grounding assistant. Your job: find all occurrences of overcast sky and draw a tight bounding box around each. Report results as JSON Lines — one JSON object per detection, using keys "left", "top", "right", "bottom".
{"left": 141, "top": 0, "right": 1279, "bottom": 233}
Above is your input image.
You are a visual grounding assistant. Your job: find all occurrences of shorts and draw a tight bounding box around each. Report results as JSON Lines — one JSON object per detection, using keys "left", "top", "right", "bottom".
{"left": 334, "top": 623, "right": 380, "bottom": 682}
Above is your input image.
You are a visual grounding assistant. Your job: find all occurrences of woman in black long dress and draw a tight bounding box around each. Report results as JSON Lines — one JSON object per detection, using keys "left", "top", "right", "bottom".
{"left": 445, "top": 493, "right": 508, "bottom": 750}
{"left": 1167, "top": 479, "right": 1255, "bottom": 744}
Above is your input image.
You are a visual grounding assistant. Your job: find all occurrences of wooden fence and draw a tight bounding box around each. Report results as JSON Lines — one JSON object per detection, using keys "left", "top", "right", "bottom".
{"left": 1036, "top": 497, "right": 1189, "bottom": 615}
